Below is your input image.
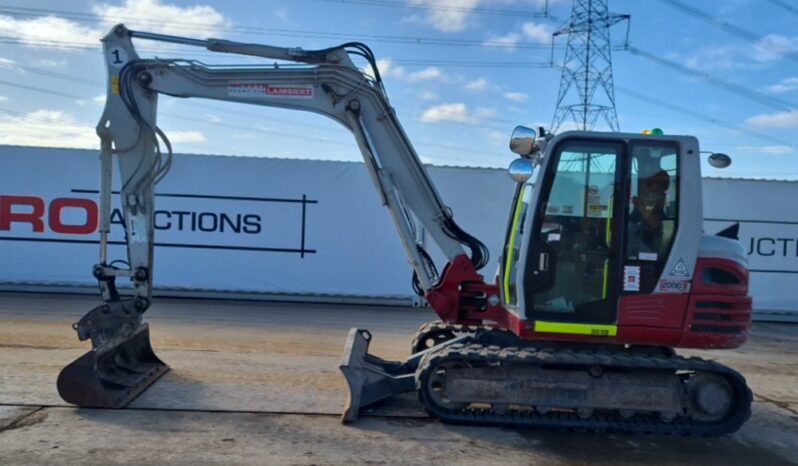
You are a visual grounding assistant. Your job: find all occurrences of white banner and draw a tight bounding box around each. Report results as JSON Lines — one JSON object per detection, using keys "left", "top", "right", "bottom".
{"left": 703, "top": 178, "right": 798, "bottom": 316}
{"left": 0, "top": 145, "right": 795, "bottom": 318}
{"left": 0, "top": 145, "right": 511, "bottom": 298}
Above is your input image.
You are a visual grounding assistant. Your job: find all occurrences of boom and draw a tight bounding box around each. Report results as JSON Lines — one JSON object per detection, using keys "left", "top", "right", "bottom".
{"left": 57, "top": 24, "right": 495, "bottom": 407}
{"left": 97, "top": 25, "right": 488, "bottom": 302}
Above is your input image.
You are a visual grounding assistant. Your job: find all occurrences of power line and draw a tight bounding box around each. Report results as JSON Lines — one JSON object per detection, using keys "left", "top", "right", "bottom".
{"left": 0, "top": 6, "right": 561, "bottom": 50}
{"left": 4, "top": 59, "right": 793, "bottom": 151}
{"left": 391, "top": 59, "right": 551, "bottom": 69}
{"left": 0, "top": 59, "right": 524, "bottom": 128}
{"left": 658, "top": 0, "right": 798, "bottom": 64}
{"left": 0, "top": 73, "right": 503, "bottom": 158}
{"left": 0, "top": 108, "right": 74, "bottom": 124}
{"left": 1, "top": 63, "right": 102, "bottom": 86}
{"left": 627, "top": 46, "right": 798, "bottom": 111}
{"left": 0, "top": 35, "right": 554, "bottom": 68}
{"left": 0, "top": 78, "right": 88, "bottom": 99}
{"left": 764, "top": 0, "right": 798, "bottom": 16}
{"left": 616, "top": 86, "right": 797, "bottom": 149}
{"left": 312, "top": 0, "right": 556, "bottom": 19}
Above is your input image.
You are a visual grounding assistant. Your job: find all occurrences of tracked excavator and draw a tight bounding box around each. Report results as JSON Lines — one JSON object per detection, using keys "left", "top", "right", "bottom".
{"left": 57, "top": 24, "right": 753, "bottom": 435}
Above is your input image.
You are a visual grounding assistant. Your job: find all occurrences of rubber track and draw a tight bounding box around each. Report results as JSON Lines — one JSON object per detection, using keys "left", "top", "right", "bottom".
{"left": 410, "top": 321, "right": 505, "bottom": 354}
{"left": 415, "top": 342, "right": 752, "bottom": 436}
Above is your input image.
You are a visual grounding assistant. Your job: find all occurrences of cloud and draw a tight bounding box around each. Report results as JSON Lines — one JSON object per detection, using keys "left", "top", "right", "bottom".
{"left": 758, "top": 145, "right": 794, "bottom": 155}
{"left": 474, "top": 107, "right": 496, "bottom": 119}
{"left": 465, "top": 78, "right": 490, "bottom": 92}
{"left": 407, "top": 0, "right": 558, "bottom": 33}
{"left": 0, "top": 15, "right": 99, "bottom": 49}
{"left": 421, "top": 90, "right": 438, "bottom": 100}
{"left": 0, "top": 58, "right": 18, "bottom": 71}
{"left": 684, "top": 45, "right": 748, "bottom": 71}
{"left": 734, "top": 145, "right": 795, "bottom": 155}
{"left": 0, "top": 1, "right": 230, "bottom": 52}
{"left": 764, "top": 77, "right": 798, "bottom": 94}
{"left": 409, "top": 66, "right": 446, "bottom": 82}
{"left": 32, "top": 58, "right": 68, "bottom": 68}
{"left": 93, "top": 0, "right": 230, "bottom": 37}
{"left": 169, "top": 130, "right": 206, "bottom": 143}
{"left": 274, "top": 7, "right": 289, "bottom": 22}
{"left": 410, "top": 0, "right": 480, "bottom": 32}
{"left": 483, "top": 32, "right": 520, "bottom": 51}
{"left": 373, "top": 59, "right": 406, "bottom": 79}
{"left": 233, "top": 132, "right": 258, "bottom": 141}
{"left": 0, "top": 110, "right": 97, "bottom": 148}
{"left": 486, "top": 130, "right": 505, "bottom": 143}
{"left": 422, "top": 103, "right": 473, "bottom": 124}
{"left": 682, "top": 34, "right": 798, "bottom": 71}
{"left": 752, "top": 34, "right": 798, "bottom": 63}
{"left": 421, "top": 102, "right": 494, "bottom": 124}
{"left": 93, "top": 94, "right": 107, "bottom": 104}
{"left": 745, "top": 109, "right": 798, "bottom": 128}
{"left": 0, "top": 95, "right": 8, "bottom": 102}
{"left": 0, "top": 109, "right": 206, "bottom": 147}
{"left": 480, "top": 21, "right": 550, "bottom": 54}
{"left": 206, "top": 113, "right": 223, "bottom": 123}
{"left": 521, "top": 22, "right": 552, "bottom": 43}
{"left": 503, "top": 91, "right": 528, "bottom": 102}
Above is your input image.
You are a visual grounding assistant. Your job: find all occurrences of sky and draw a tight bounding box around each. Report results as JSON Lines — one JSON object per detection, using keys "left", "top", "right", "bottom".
{"left": 0, "top": 0, "right": 797, "bottom": 179}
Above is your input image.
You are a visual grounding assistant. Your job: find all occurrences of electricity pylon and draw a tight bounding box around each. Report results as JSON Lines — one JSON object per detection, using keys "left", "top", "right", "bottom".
{"left": 550, "top": 0, "right": 630, "bottom": 133}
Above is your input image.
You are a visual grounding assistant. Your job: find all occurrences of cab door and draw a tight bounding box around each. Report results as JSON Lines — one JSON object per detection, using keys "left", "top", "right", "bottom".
{"left": 522, "top": 139, "right": 625, "bottom": 326}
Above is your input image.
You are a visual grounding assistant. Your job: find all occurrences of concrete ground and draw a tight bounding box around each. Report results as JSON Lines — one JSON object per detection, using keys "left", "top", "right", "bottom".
{"left": 0, "top": 292, "right": 796, "bottom": 465}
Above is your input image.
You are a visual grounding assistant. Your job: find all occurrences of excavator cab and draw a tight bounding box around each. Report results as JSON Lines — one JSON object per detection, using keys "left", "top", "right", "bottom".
{"left": 501, "top": 129, "right": 705, "bottom": 341}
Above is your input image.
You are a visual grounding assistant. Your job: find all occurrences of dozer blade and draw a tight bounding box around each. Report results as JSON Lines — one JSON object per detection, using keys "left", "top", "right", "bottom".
{"left": 339, "top": 328, "right": 416, "bottom": 423}
{"left": 57, "top": 323, "right": 169, "bottom": 408}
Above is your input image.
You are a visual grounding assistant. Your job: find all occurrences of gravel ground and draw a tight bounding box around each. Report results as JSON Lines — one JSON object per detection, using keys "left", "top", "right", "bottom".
{"left": 1, "top": 292, "right": 796, "bottom": 465}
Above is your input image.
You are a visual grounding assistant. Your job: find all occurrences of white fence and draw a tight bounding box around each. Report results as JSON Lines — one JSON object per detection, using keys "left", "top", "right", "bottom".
{"left": 0, "top": 145, "right": 795, "bottom": 320}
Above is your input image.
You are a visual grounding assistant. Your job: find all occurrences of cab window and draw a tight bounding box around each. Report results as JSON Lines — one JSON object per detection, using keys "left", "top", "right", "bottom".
{"left": 625, "top": 142, "right": 679, "bottom": 293}
{"left": 530, "top": 140, "right": 621, "bottom": 321}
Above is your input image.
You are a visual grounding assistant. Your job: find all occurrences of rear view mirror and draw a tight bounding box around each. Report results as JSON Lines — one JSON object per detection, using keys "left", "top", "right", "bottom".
{"left": 708, "top": 153, "right": 732, "bottom": 169}
{"left": 508, "top": 158, "right": 534, "bottom": 183}
{"left": 510, "top": 126, "right": 538, "bottom": 157}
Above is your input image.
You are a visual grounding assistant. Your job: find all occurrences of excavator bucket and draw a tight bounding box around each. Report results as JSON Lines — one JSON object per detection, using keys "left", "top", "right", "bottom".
{"left": 339, "top": 328, "right": 416, "bottom": 423}
{"left": 57, "top": 323, "right": 169, "bottom": 408}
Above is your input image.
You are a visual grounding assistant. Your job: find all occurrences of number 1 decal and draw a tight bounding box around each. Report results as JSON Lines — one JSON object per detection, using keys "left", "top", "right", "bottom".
{"left": 109, "top": 47, "right": 128, "bottom": 68}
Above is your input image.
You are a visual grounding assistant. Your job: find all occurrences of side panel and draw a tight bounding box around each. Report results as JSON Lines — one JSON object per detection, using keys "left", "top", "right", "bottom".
{"left": 617, "top": 294, "right": 689, "bottom": 329}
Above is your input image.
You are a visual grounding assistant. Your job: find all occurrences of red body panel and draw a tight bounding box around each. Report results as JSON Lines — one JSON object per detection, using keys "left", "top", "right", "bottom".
{"left": 678, "top": 258, "right": 752, "bottom": 349}
{"left": 426, "top": 255, "right": 752, "bottom": 350}
{"left": 617, "top": 294, "right": 689, "bottom": 329}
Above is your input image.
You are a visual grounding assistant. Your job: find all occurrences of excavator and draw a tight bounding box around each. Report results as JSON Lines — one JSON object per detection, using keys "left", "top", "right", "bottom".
{"left": 57, "top": 24, "right": 753, "bottom": 435}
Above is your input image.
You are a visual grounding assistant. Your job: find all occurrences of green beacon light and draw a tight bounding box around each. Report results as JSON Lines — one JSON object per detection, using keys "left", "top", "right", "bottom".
{"left": 650, "top": 127, "right": 664, "bottom": 135}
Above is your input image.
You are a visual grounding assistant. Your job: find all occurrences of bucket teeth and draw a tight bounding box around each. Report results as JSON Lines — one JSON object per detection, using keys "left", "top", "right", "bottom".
{"left": 339, "top": 328, "right": 416, "bottom": 423}
{"left": 57, "top": 323, "right": 168, "bottom": 408}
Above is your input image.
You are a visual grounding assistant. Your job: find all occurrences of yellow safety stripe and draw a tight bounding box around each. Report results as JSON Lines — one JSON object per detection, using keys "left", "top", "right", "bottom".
{"left": 535, "top": 321, "right": 618, "bottom": 337}
{"left": 502, "top": 186, "right": 529, "bottom": 303}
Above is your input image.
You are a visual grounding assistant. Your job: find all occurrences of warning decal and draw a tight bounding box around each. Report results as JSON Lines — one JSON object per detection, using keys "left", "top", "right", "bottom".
{"left": 623, "top": 265, "right": 641, "bottom": 292}
{"left": 228, "top": 82, "right": 314, "bottom": 99}
{"left": 670, "top": 258, "right": 691, "bottom": 278}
